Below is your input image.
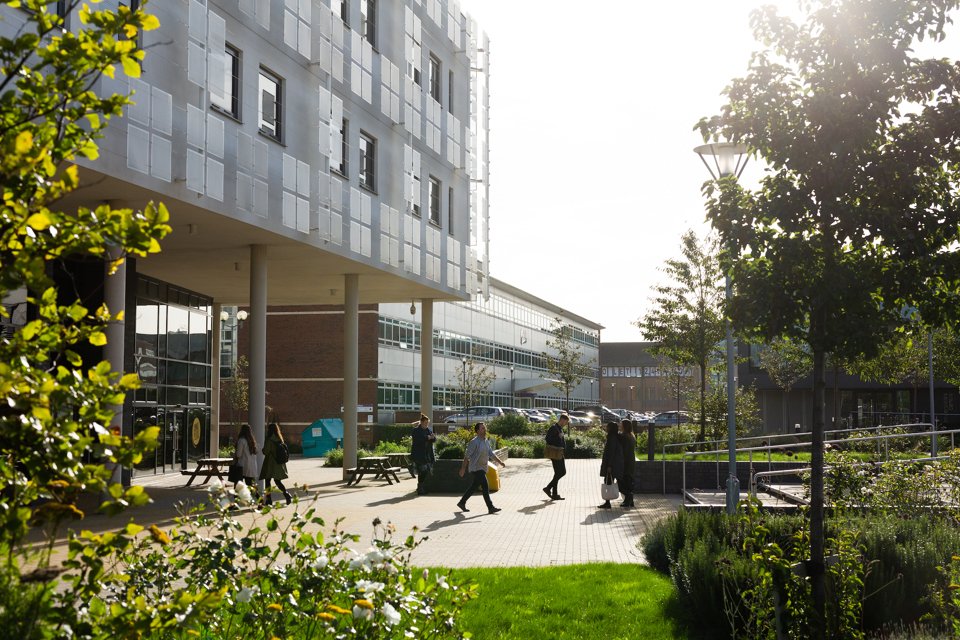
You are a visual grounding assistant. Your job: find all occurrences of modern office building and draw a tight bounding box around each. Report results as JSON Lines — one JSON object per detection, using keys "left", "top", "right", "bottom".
{"left": 599, "top": 342, "right": 697, "bottom": 414}
{"left": 3, "top": 0, "right": 491, "bottom": 478}
{"left": 218, "top": 277, "right": 602, "bottom": 443}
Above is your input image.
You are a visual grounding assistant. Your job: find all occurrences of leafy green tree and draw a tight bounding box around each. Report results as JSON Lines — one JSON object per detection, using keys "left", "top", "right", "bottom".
{"left": 0, "top": 0, "right": 167, "bottom": 633}
{"left": 758, "top": 337, "right": 812, "bottom": 432}
{"left": 543, "top": 317, "right": 594, "bottom": 418}
{"left": 637, "top": 230, "right": 725, "bottom": 443}
{"left": 699, "top": 1, "right": 960, "bottom": 633}
{"left": 453, "top": 357, "right": 495, "bottom": 408}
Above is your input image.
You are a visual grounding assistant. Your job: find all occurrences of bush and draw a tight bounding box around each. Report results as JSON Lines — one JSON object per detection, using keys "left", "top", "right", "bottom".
{"left": 487, "top": 414, "right": 535, "bottom": 438}
{"left": 374, "top": 438, "right": 412, "bottom": 455}
{"left": 377, "top": 424, "right": 414, "bottom": 444}
{"left": 435, "top": 428, "right": 474, "bottom": 460}
{"left": 46, "top": 486, "right": 477, "bottom": 638}
{"left": 323, "top": 448, "right": 375, "bottom": 468}
{"left": 642, "top": 507, "right": 960, "bottom": 638}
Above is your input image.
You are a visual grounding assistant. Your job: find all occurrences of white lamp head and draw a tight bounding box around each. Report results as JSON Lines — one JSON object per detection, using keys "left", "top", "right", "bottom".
{"left": 694, "top": 142, "right": 749, "bottom": 180}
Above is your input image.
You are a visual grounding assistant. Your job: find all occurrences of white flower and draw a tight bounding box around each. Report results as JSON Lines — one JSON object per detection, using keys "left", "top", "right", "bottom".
{"left": 356, "top": 580, "right": 385, "bottom": 597}
{"left": 422, "top": 569, "right": 429, "bottom": 581}
{"left": 353, "top": 605, "right": 373, "bottom": 621}
{"left": 312, "top": 555, "right": 329, "bottom": 570}
{"left": 235, "top": 482, "right": 254, "bottom": 505}
{"left": 381, "top": 602, "right": 401, "bottom": 627}
{"left": 207, "top": 477, "right": 224, "bottom": 493}
{"left": 436, "top": 575, "right": 448, "bottom": 589}
{"left": 236, "top": 586, "right": 258, "bottom": 603}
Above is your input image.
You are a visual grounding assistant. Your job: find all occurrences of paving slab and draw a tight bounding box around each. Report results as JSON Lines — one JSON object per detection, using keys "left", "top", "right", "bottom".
{"left": 37, "top": 457, "right": 683, "bottom": 568}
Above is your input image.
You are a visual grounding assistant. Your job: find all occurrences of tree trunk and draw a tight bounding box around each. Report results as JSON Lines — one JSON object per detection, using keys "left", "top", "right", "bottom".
{"left": 810, "top": 348, "right": 827, "bottom": 638}
{"left": 698, "top": 358, "right": 707, "bottom": 443}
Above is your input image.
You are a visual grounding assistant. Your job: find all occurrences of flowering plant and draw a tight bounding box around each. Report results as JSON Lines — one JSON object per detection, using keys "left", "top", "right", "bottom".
{"left": 56, "top": 480, "right": 477, "bottom": 638}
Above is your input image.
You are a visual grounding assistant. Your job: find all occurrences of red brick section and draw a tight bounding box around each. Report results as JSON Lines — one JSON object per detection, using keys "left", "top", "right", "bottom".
{"left": 220, "top": 304, "right": 380, "bottom": 446}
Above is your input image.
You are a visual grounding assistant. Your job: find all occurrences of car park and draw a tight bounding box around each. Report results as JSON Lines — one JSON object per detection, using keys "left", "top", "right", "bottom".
{"left": 567, "top": 410, "right": 597, "bottom": 428}
{"left": 651, "top": 411, "right": 691, "bottom": 427}
{"left": 443, "top": 406, "right": 508, "bottom": 425}
{"left": 521, "top": 409, "right": 548, "bottom": 423}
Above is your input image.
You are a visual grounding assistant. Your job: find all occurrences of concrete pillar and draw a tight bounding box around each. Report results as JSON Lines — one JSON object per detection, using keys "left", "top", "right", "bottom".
{"left": 420, "top": 299, "right": 433, "bottom": 420}
{"left": 343, "top": 274, "right": 359, "bottom": 478}
{"left": 249, "top": 245, "right": 267, "bottom": 481}
{"left": 211, "top": 302, "right": 222, "bottom": 457}
{"left": 103, "top": 252, "right": 126, "bottom": 487}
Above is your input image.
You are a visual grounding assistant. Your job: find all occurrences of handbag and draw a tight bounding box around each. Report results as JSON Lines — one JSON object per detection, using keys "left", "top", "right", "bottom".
{"left": 544, "top": 444, "right": 564, "bottom": 460}
{"left": 601, "top": 477, "right": 619, "bottom": 501}
{"left": 227, "top": 461, "right": 244, "bottom": 483}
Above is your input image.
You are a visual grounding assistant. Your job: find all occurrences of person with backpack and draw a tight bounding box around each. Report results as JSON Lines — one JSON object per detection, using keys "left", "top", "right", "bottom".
{"left": 259, "top": 422, "right": 292, "bottom": 506}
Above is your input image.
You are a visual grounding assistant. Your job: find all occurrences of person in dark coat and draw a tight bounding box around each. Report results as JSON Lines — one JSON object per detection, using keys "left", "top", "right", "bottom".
{"left": 619, "top": 419, "right": 637, "bottom": 508}
{"left": 410, "top": 414, "right": 436, "bottom": 495}
{"left": 542, "top": 413, "right": 569, "bottom": 500}
{"left": 259, "top": 422, "right": 292, "bottom": 505}
{"left": 598, "top": 421, "right": 624, "bottom": 509}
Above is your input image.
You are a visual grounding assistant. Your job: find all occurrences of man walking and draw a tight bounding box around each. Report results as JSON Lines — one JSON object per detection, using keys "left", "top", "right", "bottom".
{"left": 410, "top": 413, "right": 436, "bottom": 495}
{"left": 457, "top": 422, "right": 506, "bottom": 514}
{"left": 543, "top": 413, "right": 568, "bottom": 500}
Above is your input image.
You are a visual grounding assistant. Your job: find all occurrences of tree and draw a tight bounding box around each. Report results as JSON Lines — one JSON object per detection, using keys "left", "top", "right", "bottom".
{"left": 637, "top": 230, "right": 725, "bottom": 443}
{"left": 0, "top": 0, "right": 166, "bottom": 632}
{"left": 699, "top": 1, "right": 960, "bottom": 633}
{"left": 543, "top": 317, "right": 594, "bottom": 418}
{"left": 223, "top": 354, "right": 249, "bottom": 428}
{"left": 453, "top": 357, "right": 495, "bottom": 408}
{"left": 757, "top": 338, "right": 812, "bottom": 432}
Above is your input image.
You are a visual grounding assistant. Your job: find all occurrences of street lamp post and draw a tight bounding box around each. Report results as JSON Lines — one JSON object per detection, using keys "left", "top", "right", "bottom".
{"left": 589, "top": 378, "right": 594, "bottom": 403}
{"left": 629, "top": 385, "right": 635, "bottom": 411}
{"left": 610, "top": 382, "right": 615, "bottom": 407}
{"left": 510, "top": 365, "right": 515, "bottom": 407}
{"left": 695, "top": 141, "right": 748, "bottom": 515}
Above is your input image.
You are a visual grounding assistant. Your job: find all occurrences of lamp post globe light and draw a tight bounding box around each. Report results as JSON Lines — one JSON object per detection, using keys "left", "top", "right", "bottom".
{"left": 695, "top": 141, "right": 748, "bottom": 515}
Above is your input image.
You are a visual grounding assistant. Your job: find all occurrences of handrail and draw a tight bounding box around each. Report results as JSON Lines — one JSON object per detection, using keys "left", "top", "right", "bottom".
{"left": 678, "top": 426, "right": 959, "bottom": 503}
{"left": 661, "top": 422, "right": 936, "bottom": 495}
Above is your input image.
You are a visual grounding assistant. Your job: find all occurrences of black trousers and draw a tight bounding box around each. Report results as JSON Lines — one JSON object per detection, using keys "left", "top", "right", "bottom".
{"left": 460, "top": 469, "right": 494, "bottom": 508}
{"left": 545, "top": 458, "right": 566, "bottom": 496}
{"left": 620, "top": 473, "right": 634, "bottom": 500}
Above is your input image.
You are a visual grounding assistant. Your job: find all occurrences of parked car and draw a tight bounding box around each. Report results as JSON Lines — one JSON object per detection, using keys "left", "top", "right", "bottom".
{"left": 651, "top": 411, "right": 691, "bottom": 427}
{"left": 577, "top": 404, "right": 621, "bottom": 424}
{"left": 521, "top": 409, "right": 548, "bottom": 423}
{"left": 444, "top": 406, "right": 508, "bottom": 425}
{"left": 567, "top": 411, "right": 597, "bottom": 428}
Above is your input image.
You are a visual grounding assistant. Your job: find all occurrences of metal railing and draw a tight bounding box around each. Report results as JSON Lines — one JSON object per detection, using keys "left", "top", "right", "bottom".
{"left": 661, "top": 422, "right": 938, "bottom": 494}
{"left": 677, "top": 425, "right": 959, "bottom": 503}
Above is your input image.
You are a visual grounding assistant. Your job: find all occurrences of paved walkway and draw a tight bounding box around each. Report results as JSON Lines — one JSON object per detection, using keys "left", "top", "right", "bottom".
{"left": 44, "top": 457, "right": 682, "bottom": 568}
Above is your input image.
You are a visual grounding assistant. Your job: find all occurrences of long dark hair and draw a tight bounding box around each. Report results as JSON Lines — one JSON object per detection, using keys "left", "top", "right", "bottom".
{"left": 267, "top": 422, "right": 285, "bottom": 444}
{"left": 606, "top": 421, "right": 619, "bottom": 437}
{"left": 238, "top": 423, "right": 258, "bottom": 454}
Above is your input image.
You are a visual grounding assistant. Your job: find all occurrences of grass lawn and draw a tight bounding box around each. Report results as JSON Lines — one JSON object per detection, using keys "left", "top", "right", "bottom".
{"left": 449, "top": 563, "right": 685, "bottom": 639}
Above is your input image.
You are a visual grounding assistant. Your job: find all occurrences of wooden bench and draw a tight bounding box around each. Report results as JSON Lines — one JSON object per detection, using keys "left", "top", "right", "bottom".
{"left": 182, "top": 457, "right": 235, "bottom": 487}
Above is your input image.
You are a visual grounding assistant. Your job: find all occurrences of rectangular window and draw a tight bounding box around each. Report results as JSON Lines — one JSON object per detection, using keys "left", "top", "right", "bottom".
{"left": 211, "top": 44, "right": 240, "bottom": 119}
{"left": 412, "top": 174, "right": 421, "bottom": 216}
{"left": 359, "top": 131, "right": 376, "bottom": 191}
{"left": 334, "top": 0, "right": 349, "bottom": 26}
{"left": 429, "top": 54, "right": 441, "bottom": 103}
{"left": 448, "top": 70, "right": 454, "bottom": 113}
{"left": 428, "top": 176, "right": 441, "bottom": 225}
{"left": 258, "top": 68, "right": 282, "bottom": 141}
{"left": 447, "top": 186, "right": 454, "bottom": 234}
{"left": 336, "top": 119, "right": 349, "bottom": 176}
{"left": 361, "top": 0, "right": 376, "bottom": 47}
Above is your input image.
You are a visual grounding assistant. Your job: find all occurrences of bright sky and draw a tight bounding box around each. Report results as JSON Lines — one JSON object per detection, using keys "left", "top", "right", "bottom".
{"left": 458, "top": 0, "right": 956, "bottom": 342}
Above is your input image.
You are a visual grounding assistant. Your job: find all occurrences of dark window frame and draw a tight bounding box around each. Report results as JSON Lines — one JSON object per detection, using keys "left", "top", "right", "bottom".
{"left": 429, "top": 54, "right": 441, "bottom": 103}
{"left": 211, "top": 43, "right": 241, "bottom": 120}
{"left": 428, "top": 175, "right": 441, "bottom": 225}
{"left": 258, "top": 67, "right": 283, "bottom": 142}
{"left": 359, "top": 130, "right": 376, "bottom": 192}
{"left": 361, "top": 0, "right": 376, "bottom": 47}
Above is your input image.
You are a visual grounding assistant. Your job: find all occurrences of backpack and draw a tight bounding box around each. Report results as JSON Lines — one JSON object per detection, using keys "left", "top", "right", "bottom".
{"left": 275, "top": 441, "right": 290, "bottom": 464}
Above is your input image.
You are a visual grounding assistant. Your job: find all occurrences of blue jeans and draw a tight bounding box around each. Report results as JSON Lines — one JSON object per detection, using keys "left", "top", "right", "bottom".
{"left": 460, "top": 470, "right": 493, "bottom": 509}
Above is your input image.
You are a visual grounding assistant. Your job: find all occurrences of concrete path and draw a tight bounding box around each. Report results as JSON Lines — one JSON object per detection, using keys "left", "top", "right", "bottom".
{"left": 44, "top": 457, "right": 683, "bottom": 568}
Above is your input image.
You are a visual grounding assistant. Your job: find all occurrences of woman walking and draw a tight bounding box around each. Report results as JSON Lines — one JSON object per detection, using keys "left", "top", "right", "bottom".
{"left": 259, "top": 422, "right": 292, "bottom": 505}
{"left": 598, "top": 421, "right": 624, "bottom": 509}
{"left": 235, "top": 424, "right": 259, "bottom": 492}
{"left": 619, "top": 419, "right": 636, "bottom": 508}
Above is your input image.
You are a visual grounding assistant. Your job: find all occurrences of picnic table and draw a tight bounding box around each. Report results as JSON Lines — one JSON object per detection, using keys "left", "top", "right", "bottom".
{"left": 181, "top": 457, "right": 234, "bottom": 487}
{"left": 385, "top": 452, "right": 416, "bottom": 477}
{"left": 345, "top": 456, "right": 402, "bottom": 486}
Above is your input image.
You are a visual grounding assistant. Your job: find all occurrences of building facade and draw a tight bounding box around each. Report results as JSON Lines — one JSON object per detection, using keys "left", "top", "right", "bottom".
{"left": 219, "top": 277, "right": 601, "bottom": 444}
{"left": 599, "top": 342, "right": 697, "bottom": 414}
{"left": 3, "top": 0, "right": 491, "bottom": 478}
